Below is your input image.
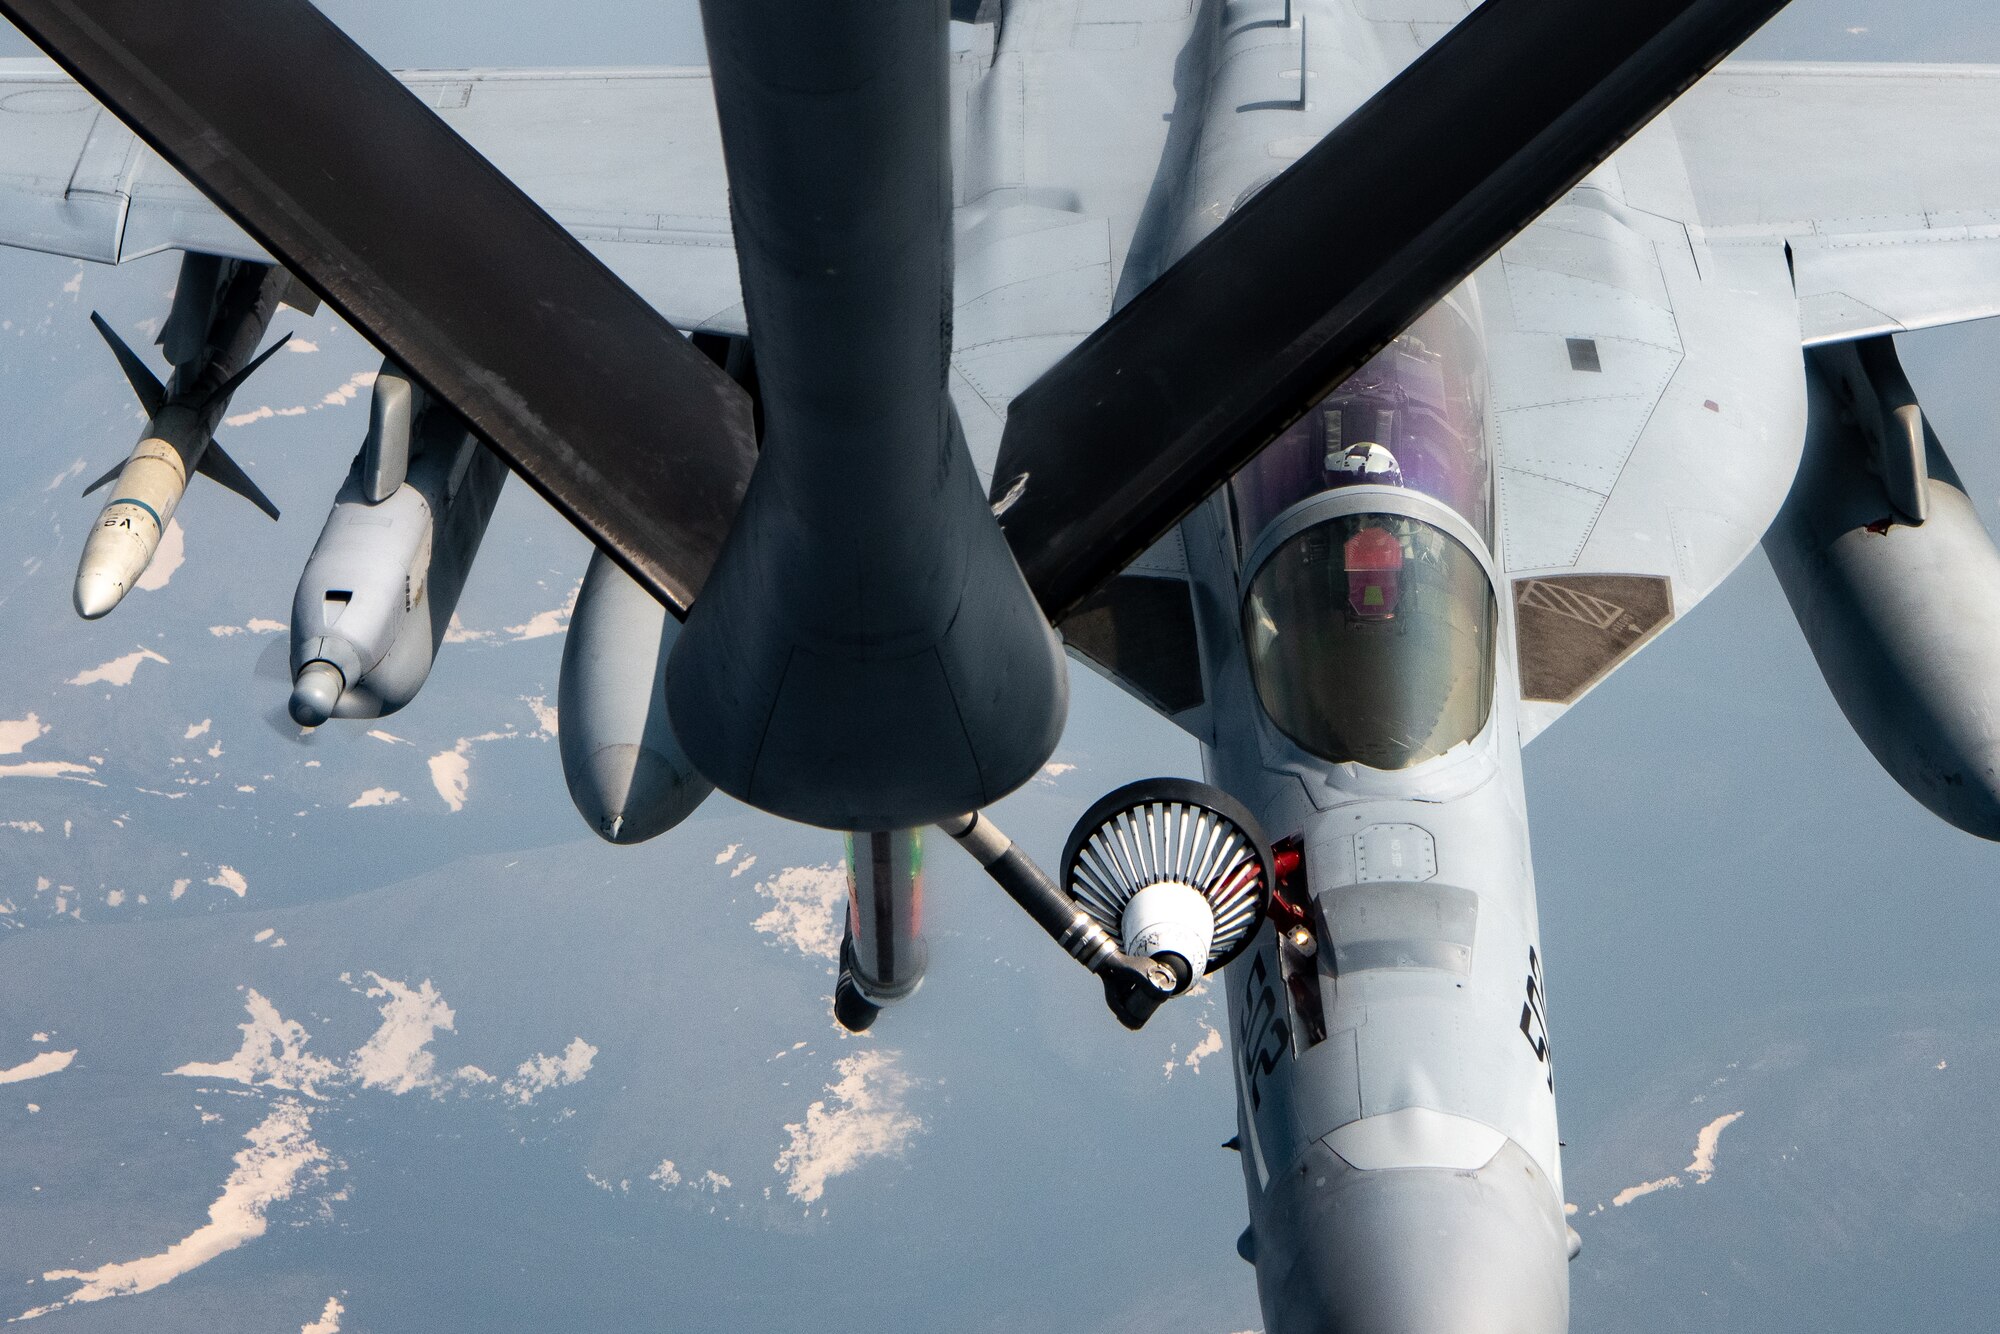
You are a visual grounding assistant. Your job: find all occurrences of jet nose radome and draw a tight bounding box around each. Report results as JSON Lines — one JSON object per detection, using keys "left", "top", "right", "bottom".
{"left": 72, "top": 568, "right": 125, "bottom": 620}
{"left": 1254, "top": 1137, "right": 1568, "bottom": 1334}
{"left": 288, "top": 661, "right": 345, "bottom": 727}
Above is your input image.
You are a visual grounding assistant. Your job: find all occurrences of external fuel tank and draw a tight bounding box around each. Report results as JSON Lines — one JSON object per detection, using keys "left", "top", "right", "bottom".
{"left": 1765, "top": 339, "right": 2000, "bottom": 839}
{"left": 557, "top": 548, "right": 712, "bottom": 843}
{"left": 288, "top": 376, "right": 507, "bottom": 724}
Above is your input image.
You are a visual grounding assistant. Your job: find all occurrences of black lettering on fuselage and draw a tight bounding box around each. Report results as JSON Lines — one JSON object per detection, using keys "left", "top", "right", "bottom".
{"left": 1519, "top": 945, "right": 1553, "bottom": 1091}
{"left": 1236, "top": 949, "right": 1291, "bottom": 1112}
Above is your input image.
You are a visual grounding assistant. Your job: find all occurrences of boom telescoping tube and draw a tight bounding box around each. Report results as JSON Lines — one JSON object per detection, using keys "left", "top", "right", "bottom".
{"left": 842, "top": 829, "right": 927, "bottom": 1004}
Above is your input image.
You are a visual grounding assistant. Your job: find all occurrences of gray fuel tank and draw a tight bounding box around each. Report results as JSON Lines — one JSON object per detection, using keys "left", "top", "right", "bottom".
{"left": 1764, "top": 340, "right": 2000, "bottom": 838}
{"left": 289, "top": 397, "right": 507, "bottom": 722}
{"left": 557, "top": 548, "right": 712, "bottom": 843}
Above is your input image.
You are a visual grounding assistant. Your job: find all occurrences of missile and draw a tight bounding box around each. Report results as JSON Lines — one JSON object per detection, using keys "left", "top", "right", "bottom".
{"left": 288, "top": 367, "right": 506, "bottom": 724}
{"left": 557, "top": 548, "right": 713, "bottom": 843}
{"left": 72, "top": 258, "right": 301, "bottom": 619}
{"left": 1765, "top": 338, "right": 2000, "bottom": 838}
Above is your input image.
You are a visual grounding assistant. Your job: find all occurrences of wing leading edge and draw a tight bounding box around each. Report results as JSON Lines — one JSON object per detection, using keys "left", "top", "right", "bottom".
{"left": 1667, "top": 61, "right": 2000, "bottom": 343}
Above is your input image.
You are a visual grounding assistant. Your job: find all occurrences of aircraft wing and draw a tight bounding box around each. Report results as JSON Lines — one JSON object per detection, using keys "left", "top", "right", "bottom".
{"left": 1669, "top": 61, "right": 2000, "bottom": 343}
{"left": 1505, "top": 60, "right": 2000, "bottom": 743}
{"left": 0, "top": 59, "right": 747, "bottom": 334}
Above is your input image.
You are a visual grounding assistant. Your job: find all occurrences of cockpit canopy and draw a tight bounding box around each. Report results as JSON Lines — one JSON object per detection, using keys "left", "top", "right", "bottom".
{"left": 1230, "top": 304, "right": 1491, "bottom": 549}
{"left": 1242, "top": 514, "right": 1496, "bottom": 771}
{"left": 1230, "top": 300, "right": 1497, "bottom": 771}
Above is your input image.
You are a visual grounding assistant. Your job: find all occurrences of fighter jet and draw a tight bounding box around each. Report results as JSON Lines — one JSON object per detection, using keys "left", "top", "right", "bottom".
{"left": 2, "top": 0, "right": 1999, "bottom": 1328}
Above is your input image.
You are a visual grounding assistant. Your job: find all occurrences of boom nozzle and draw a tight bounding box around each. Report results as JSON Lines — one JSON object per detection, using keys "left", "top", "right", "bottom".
{"left": 288, "top": 661, "right": 344, "bottom": 727}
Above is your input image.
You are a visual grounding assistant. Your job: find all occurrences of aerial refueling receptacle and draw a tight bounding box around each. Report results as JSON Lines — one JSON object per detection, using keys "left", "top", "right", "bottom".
{"left": 1766, "top": 338, "right": 2000, "bottom": 839}
{"left": 287, "top": 362, "right": 506, "bottom": 725}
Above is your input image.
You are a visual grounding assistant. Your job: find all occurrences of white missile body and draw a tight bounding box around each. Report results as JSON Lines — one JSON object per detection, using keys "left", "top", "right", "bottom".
{"left": 74, "top": 423, "right": 193, "bottom": 618}
{"left": 72, "top": 259, "right": 299, "bottom": 619}
{"left": 288, "top": 377, "right": 506, "bottom": 724}
{"left": 557, "top": 548, "right": 712, "bottom": 842}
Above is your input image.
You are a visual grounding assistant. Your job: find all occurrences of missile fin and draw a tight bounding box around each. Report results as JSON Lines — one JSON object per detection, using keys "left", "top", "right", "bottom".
{"left": 79, "top": 461, "right": 123, "bottom": 498}
{"left": 199, "top": 332, "right": 293, "bottom": 411}
{"left": 196, "top": 441, "right": 280, "bottom": 520}
{"left": 88, "top": 311, "right": 165, "bottom": 418}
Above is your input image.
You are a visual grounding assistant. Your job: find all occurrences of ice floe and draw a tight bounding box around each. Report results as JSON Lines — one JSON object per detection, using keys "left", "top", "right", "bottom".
{"left": 171, "top": 990, "right": 341, "bottom": 1097}
{"left": 350, "top": 975, "right": 455, "bottom": 1096}
{"left": 0, "top": 713, "right": 49, "bottom": 754}
{"left": 503, "top": 1038, "right": 598, "bottom": 1105}
{"left": 428, "top": 742, "right": 471, "bottom": 812}
{"left": 773, "top": 1049, "right": 922, "bottom": 1205}
{"left": 300, "top": 1295, "right": 344, "bottom": 1334}
{"left": 19, "top": 1099, "right": 330, "bottom": 1321}
{"left": 752, "top": 865, "right": 848, "bottom": 963}
{"left": 67, "top": 646, "right": 169, "bottom": 687}
{"left": 1687, "top": 1109, "right": 1744, "bottom": 1184}
{"left": 0, "top": 1049, "right": 76, "bottom": 1084}
{"left": 134, "top": 519, "right": 183, "bottom": 591}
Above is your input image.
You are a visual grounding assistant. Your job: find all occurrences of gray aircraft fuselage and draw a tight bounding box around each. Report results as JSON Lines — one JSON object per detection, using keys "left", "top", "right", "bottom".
{"left": 1150, "top": 3, "right": 1802, "bottom": 1329}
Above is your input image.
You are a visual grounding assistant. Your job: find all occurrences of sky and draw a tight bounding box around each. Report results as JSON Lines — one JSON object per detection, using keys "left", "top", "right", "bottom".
{"left": 1, "top": 2, "right": 1999, "bottom": 1333}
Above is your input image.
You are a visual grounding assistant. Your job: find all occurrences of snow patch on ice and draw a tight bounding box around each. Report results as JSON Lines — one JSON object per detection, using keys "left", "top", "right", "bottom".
{"left": 320, "top": 370, "right": 378, "bottom": 407}
{"left": 135, "top": 519, "right": 184, "bottom": 591}
{"left": 0, "top": 1049, "right": 76, "bottom": 1084}
{"left": 1611, "top": 1175, "right": 1681, "bottom": 1208}
{"left": 503, "top": 1038, "right": 598, "bottom": 1105}
{"left": 350, "top": 975, "right": 455, "bottom": 1096}
{"left": 522, "top": 695, "right": 558, "bottom": 738}
{"left": 172, "top": 990, "right": 340, "bottom": 1097}
{"left": 348, "top": 788, "right": 402, "bottom": 808}
{"left": 502, "top": 579, "right": 581, "bottom": 642}
{"left": 773, "top": 1049, "right": 922, "bottom": 1205}
{"left": 68, "top": 646, "right": 168, "bottom": 687}
{"left": 18, "top": 1099, "right": 328, "bottom": 1321}
{"left": 0, "top": 759, "right": 98, "bottom": 781}
{"left": 300, "top": 1295, "right": 344, "bottom": 1334}
{"left": 0, "top": 713, "right": 49, "bottom": 755}
{"left": 752, "top": 865, "right": 848, "bottom": 963}
{"left": 428, "top": 742, "right": 472, "bottom": 812}
{"left": 207, "top": 866, "right": 248, "bottom": 897}
{"left": 1686, "top": 1110, "right": 1744, "bottom": 1184}
{"left": 1183, "top": 1023, "right": 1224, "bottom": 1074}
